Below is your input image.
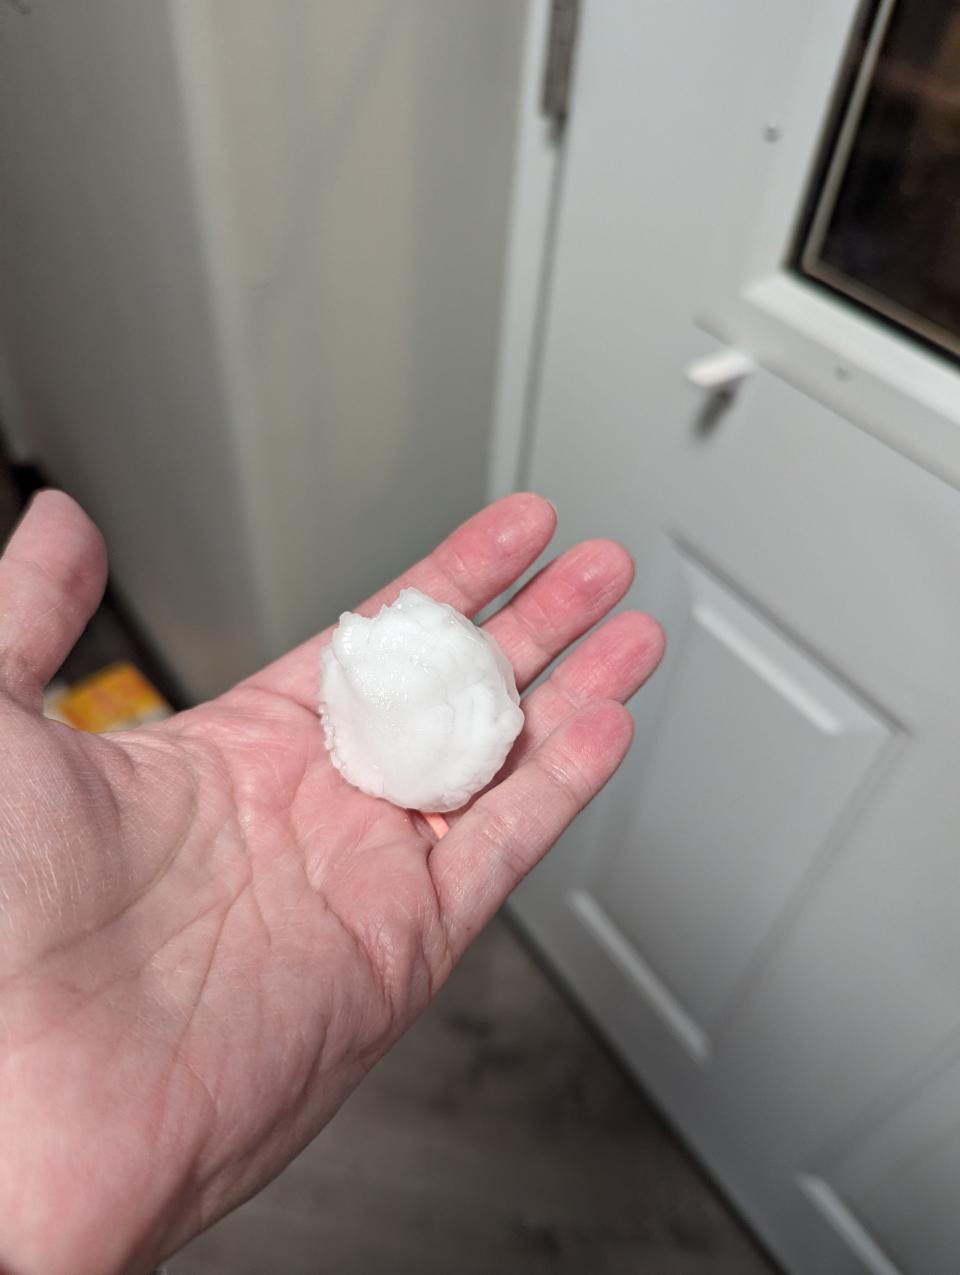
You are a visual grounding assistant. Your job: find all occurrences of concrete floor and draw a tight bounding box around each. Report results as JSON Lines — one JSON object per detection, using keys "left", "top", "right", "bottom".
{"left": 0, "top": 465, "right": 777, "bottom": 1275}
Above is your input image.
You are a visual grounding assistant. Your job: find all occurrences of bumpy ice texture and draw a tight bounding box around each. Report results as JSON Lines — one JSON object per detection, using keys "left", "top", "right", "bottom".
{"left": 319, "top": 588, "right": 524, "bottom": 812}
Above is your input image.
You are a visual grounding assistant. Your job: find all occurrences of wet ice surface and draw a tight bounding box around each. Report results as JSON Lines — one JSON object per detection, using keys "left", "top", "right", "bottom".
{"left": 319, "top": 588, "right": 524, "bottom": 813}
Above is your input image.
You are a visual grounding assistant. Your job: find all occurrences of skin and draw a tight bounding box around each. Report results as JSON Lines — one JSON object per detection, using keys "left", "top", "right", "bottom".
{"left": 0, "top": 490, "right": 664, "bottom": 1275}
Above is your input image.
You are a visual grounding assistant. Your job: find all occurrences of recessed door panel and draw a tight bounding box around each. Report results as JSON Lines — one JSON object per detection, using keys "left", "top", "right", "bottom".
{"left": 583, "top": 549, "right": 892, "bottom": 1043}
{"left": 802, "top": 1047, "right": 960, "bottom": 1275}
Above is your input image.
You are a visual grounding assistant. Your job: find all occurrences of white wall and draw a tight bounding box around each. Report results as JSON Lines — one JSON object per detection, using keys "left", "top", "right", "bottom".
{"left": 0, "top": 0, "right": 528, "bottom": 699}
{"left": 0, "top": 1, "right": 264, "bottom": 698}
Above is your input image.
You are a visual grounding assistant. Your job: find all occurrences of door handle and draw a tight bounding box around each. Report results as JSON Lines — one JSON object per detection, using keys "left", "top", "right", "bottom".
{"left": 684, "top": 350, "right": 754, "bottom": 392}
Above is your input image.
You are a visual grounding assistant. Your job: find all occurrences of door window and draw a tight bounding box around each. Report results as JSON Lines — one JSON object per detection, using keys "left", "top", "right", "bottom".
{"left": 798, "top": 0, "right": 960, "bottom": 361}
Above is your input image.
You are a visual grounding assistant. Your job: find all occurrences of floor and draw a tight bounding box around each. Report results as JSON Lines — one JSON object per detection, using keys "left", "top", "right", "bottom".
{"left": 168, "top": 919, "right": 776, "bottom": 1275}
{"left": 0, "top": 466, "right": 777, "bottom": 1275}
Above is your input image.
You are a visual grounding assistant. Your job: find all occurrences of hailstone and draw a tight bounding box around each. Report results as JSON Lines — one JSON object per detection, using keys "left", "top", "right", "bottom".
{"left": 319, "top": 588, "right": 524, "bottom": 812}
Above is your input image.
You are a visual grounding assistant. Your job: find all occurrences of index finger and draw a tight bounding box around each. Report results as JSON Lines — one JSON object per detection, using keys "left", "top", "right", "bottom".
{"left": 241, "top": 493, "right": 557, "bottom": 707}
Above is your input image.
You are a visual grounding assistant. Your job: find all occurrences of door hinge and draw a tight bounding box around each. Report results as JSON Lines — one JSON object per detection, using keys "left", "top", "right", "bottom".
{"left": 541, "top": 0, "right": 581, "bottom": 133}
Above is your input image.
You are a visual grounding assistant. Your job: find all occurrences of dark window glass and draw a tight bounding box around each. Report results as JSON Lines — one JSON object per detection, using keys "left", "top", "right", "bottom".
{"left": 798, "top": 0, "right": 960, "bottom": 360}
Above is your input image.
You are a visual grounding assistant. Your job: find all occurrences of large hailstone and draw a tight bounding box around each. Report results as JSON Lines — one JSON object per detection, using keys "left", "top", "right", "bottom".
{"left": 319, "top": 588, "right": 524, "bottom": 812}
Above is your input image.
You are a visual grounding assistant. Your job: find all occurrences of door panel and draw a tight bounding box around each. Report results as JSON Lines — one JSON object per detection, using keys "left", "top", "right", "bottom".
{"left": 806, "top": 1049, "right": 960, "bottom": 1275}
{"left": 587, "top": 544, "right": 892, "bottom": 1038}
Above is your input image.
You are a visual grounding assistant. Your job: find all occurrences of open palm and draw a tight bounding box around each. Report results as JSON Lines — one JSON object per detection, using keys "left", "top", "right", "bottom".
{"left": 0, "top": 491, "right": 663, "bottom": 1275}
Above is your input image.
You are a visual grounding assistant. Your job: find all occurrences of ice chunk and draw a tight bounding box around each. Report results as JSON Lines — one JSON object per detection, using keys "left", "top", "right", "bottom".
{"left": 319, "top": 588, "right": 524, "bottom": 812}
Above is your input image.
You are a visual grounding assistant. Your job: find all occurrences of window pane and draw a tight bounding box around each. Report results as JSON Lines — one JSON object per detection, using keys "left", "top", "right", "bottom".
{"left": 798, "top": 0, "right": 960, "bottom": 360}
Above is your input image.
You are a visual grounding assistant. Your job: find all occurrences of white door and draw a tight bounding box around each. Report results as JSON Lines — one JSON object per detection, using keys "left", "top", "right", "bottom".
{"left": 510, "top": 3, "right": 960, "bottom": 1271}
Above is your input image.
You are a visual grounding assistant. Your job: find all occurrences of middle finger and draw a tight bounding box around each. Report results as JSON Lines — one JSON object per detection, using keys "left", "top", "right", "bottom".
{"left": 483, "top": 538, "right": 635, "bottom": 692}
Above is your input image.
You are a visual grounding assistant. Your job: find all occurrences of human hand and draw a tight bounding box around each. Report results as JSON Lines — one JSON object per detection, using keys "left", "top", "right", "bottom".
{"left": 0, "top": 491, "right": 663, "bottom": 1275}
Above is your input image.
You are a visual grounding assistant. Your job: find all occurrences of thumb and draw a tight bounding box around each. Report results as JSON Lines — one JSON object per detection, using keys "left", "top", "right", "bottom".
{"left": 0, "top": 490, "right": 107, "bottom": 704}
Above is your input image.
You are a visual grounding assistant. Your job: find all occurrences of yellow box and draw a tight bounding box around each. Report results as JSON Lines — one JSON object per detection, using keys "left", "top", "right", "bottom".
{"left": 49, "top": 662, "right": 171, "bottom": 732}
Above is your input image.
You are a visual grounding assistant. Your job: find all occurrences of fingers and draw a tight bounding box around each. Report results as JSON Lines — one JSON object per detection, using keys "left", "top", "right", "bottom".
{"left": 482, "top": 539, "right": 635, "bottom": 692}
{"left": 0, "top": 490, "right": 107, "bottom": 702}
{"left": 440, "top": 609, "right": 663, "bottom": 825}
{"left": 433, "top": 612, "right": 663, "bottom": 944}
{"left": 358, "top": 491, "right": 557, "bottom": 622}
{"left": 430, "top": 701, "right": 635, "bottom": 960}
{"left": 505, "top": 610, "right": 664, "bottom": 773}
{"left": 246, "top": 492, "right": 557, "bottom": 705}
